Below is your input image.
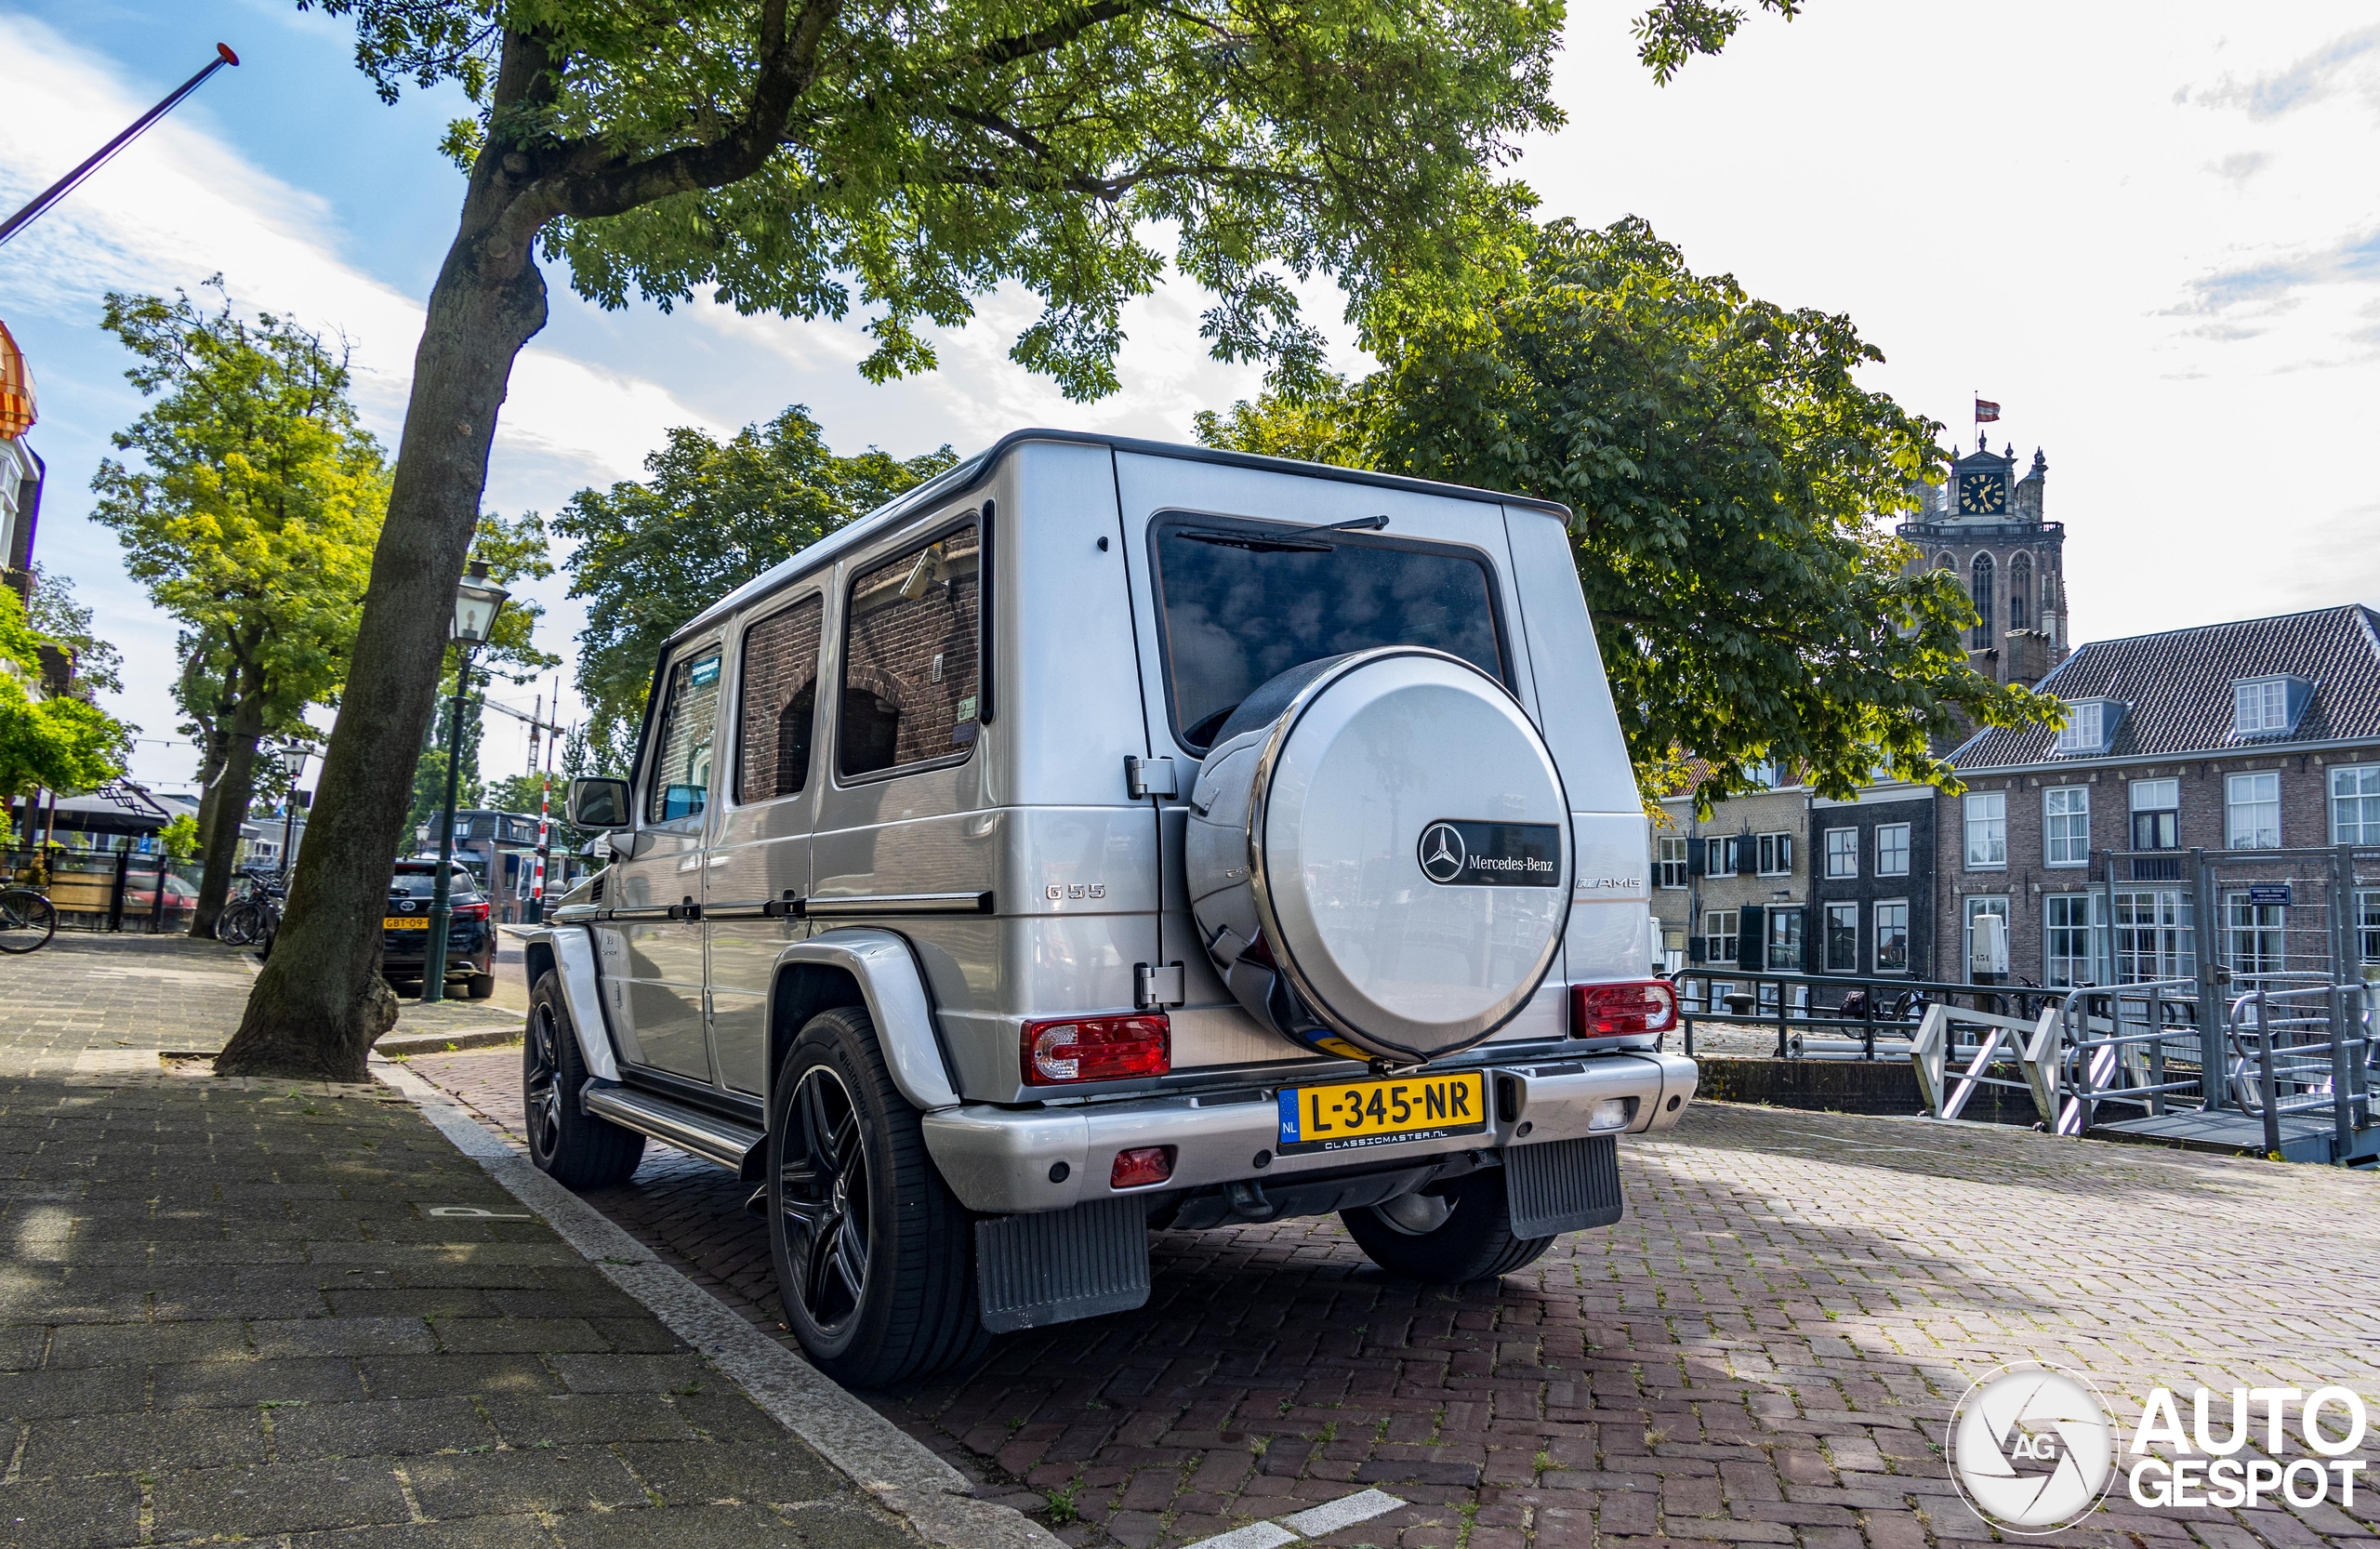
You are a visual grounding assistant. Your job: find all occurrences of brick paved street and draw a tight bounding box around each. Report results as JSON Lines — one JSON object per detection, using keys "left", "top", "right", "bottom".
{"left": 0, "top": 934, "right": 930, "bottom": 1547}
{"left": 403, "top": 1043, "right": 2380, "bottom": 1549}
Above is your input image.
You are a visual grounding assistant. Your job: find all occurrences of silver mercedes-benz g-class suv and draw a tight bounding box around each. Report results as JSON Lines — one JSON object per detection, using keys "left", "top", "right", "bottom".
{"left": 525, "top": 430, "right": 1696, "bottom": 1384}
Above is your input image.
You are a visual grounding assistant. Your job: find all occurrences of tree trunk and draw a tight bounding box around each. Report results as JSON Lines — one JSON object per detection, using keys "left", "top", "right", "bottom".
{"left": 190, "top": 695, "right": 265, "bottom": 939}
{"left": 216, "top": 176, "right": 550, "bottom": 1081}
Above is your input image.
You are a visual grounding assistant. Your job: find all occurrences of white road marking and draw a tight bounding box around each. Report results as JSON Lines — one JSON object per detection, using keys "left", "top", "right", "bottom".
{"left": 1181, "top": 1489, "right": 1407, "bottom": 1549}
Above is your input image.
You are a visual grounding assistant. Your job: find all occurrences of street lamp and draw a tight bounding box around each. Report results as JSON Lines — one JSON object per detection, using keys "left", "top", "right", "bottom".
{"left": 273, "top": 739, "right": 320, "bottom": 879}
{"left": 422, "top": 561, "right": 509, "bottom": 1004}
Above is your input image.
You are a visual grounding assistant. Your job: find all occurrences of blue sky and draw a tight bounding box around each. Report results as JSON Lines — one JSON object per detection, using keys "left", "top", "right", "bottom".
{"left": 6, "top": 2, "right": 2379, "bottom": 788}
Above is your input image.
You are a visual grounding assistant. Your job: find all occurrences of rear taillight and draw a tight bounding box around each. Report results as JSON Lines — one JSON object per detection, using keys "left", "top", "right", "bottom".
{"left": 1109, "top": 1145, "right": 1176, "bottom": 1189}
{"left": 1022, "top": 1014, "right": 1170, "bottom": 1084}
{"left": 1570, "top": 980, "right": 1678, "bottom": 1041}
{"left": 454, "top": 902, "right": 490, "bottom": 921}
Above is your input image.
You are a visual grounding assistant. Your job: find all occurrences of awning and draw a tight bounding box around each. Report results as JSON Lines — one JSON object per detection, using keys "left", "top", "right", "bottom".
{"left": 0, "top": 318, "right": 35, "bottom": 440}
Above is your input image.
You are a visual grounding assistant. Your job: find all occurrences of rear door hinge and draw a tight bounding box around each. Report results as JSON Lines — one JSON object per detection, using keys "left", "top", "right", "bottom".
{"left": 1124, "top": 756, "right": 1178, "bottom": 801}
{"left": 1134, "top": 962, "right": 1186, "bottom": 1010}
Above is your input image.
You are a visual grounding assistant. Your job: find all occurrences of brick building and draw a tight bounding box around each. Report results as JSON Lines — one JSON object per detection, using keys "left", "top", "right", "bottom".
{"left": 1650, "top": 772, "right": 1813, "bottom": 1003}
{"left": 1807, "top": 783, "right": 1939, "bottom": 983}
{"left": 1939, "top": 604, "right": 2380, "bottom": 987}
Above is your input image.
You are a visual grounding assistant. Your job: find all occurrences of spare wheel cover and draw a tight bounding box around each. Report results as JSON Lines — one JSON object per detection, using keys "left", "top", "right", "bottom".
{"left": 1247, "top": 646, "right": 1570, "bottom": 1062}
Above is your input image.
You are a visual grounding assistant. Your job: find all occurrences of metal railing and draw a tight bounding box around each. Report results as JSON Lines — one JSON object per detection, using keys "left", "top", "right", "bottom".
{"left": 1673, "top": 968, "right": 2066, "bottom": 1061}
{"left": 2227, "top": 980, "right": 2373, "bottom": 1158}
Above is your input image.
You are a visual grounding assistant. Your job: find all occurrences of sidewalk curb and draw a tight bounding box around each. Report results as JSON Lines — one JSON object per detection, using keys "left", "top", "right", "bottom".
{"left": 376, "top": 1025, "right": 522, "bottom": 1056}
{"left": 372, "top": 1058, "right": 1061, "bottom": 1549}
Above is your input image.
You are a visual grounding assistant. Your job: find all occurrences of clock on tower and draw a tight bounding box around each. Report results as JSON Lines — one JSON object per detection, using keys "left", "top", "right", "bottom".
{"left": 1958, "top": 470, "right": 2008, "bottom": 516}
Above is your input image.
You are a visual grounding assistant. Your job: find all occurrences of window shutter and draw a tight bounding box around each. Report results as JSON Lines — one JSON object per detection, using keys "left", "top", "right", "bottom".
{"left": 1687, "top": 933, "right": 1706, "bottom": 964}
{"left": 1737, "top": 906, "right": 1765, "bottom": 972}
{"left": 1687, "top": 837, "right": 1705, "bottom": 873}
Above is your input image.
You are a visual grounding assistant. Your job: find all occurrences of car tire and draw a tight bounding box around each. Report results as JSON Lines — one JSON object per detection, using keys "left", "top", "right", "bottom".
{"left": 523, "top": 970, "right": 645, "bottom": 1187}
{"left": 766, "top": 1005, "right": 987, "bottom": 1387}
{"left": 465, "top": 973, "right": 497, "bottom": 1000}
{"left": 1340, "top": 1167, "right": 1554, "bottom": 1283}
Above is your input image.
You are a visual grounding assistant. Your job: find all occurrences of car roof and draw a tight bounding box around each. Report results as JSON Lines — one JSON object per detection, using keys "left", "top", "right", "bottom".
{"left": 663, "top": 428, "right": 1575, "bottom": 652}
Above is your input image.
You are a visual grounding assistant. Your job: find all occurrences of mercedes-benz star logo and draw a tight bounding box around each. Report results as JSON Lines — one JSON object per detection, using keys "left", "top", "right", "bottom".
{"left": 1417, "top": 822, "right": 1467, "bottom": 885}
{"left": 1947, "top": 1363, "right": 2116, "bottom": 1534}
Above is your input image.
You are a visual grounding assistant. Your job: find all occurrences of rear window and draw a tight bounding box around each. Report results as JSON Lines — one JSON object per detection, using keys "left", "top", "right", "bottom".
{"left": 390, "top": 868, "right": 476, "bottom": 899}
{"left": 1150, "top": 514, "right": 1509, "bottom": 751}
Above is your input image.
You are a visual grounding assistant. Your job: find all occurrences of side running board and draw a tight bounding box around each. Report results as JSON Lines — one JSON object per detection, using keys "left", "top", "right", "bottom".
{"left": 582, "top": 1083, "right": 766, "bottom": 1177}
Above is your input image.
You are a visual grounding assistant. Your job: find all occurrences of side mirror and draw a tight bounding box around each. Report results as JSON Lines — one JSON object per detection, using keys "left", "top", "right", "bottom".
{"left": 566, "top": 776, "right": 634, "bottom": 830}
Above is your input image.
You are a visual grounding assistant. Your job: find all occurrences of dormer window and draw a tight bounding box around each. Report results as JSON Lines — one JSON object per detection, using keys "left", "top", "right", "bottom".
{"left": 2055, "top": 697, "right": 2123, "bottom": 756}
{"left": 2232, "top": 676, "right": 2309, "bottom": 738}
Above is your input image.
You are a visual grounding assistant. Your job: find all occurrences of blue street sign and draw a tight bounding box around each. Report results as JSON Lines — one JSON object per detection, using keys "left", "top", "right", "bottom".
{"left": 2246, "top": 884, "right": 2292, "bottom": 907}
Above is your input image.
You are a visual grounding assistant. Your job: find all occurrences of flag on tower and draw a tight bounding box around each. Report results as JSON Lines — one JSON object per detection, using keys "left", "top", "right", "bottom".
{"left": 1974, "top": 398, "right": 2002, "bottom": 423}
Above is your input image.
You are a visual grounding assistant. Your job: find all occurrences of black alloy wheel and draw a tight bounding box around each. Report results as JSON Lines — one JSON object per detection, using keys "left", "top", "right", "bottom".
{"left": 765, "top": 1006, "right": 986, "bottom": 1386}
{"left": 521, "top": 970, "right": 644, "bottom": 1187}
{"left": 524, "top": 1000, "right": 567, "bottom": 1158}
{"left": 776, "top": 1065, "right": 871, "bottom": 1337}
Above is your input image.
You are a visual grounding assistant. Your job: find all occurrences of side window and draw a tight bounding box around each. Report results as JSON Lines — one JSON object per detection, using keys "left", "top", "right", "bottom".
{"left": 840, "top": 524, "right": 981, "bottom": 779}
{"left": 646, "top": 647, "right": 724, "bottom": 823}
{"left": 736, "top": 595, "right": 825, "bottom": 803}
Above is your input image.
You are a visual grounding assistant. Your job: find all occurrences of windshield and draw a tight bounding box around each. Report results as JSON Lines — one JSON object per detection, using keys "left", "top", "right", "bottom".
{"left": 390, "top": 868, "right": 476, "bottom": 899}
{"left": 1150, "top": 515, "right": 1509, "bottom": 751}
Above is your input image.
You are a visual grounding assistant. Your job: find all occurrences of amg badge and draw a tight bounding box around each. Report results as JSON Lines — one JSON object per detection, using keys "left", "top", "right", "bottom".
{"left": 1414, "top": 820, "right": 1561, "bottom": 887}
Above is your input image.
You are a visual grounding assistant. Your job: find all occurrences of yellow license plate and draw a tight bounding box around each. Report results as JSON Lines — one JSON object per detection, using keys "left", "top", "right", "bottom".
{"left": 1276, "top": 1071, "right": 1488, "bottom": 1156}
{"left": 382, "top": 916, "right": 423, "bottom": 930}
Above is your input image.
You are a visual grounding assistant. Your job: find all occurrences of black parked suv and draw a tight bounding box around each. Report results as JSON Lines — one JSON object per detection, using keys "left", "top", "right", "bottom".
{"left": 382, "top": 859, "right": 496, "bottom": 1000}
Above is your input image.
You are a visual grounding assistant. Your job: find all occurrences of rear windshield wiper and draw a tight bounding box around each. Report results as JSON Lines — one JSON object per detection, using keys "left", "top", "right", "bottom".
{"left": 1175, "top": 514, "right": 1388, "bottom": 553}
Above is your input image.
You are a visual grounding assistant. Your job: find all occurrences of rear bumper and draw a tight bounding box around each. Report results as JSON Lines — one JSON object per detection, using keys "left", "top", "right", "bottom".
{"left": 381, "top": 933, "right": 493, "bottom": 977}
{"left": 921, "top": 1050, "right": 1697, "bottom": 1215}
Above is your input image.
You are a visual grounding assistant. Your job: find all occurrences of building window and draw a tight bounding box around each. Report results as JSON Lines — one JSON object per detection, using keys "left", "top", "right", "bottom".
{"left": 1964, "top": 896, "right": 2010, "bottom": 981}
{"left": 2113, "top": 888, "right": 2194, "bottom": 983}
{"left": 2130, "top": 778, "right": 2178, "bottom": 851}
{"left": 1875, "top": 823, "right": 1911, "bottom": 877}
{"left": 1823, "top": 827, "right": 1858, "bottom": 880}
{"left": 1744, "top": 761, "right": 1778, "bottom": 789}
{"left": 2008, "top": 552, "right": 2032, "bottom": 629}
{"left": 2044, "top": 893, "right": 2107, "bottom": 988}
{"left": 1873, "top": 901, "right": 1910, "bottom": 973}
{"left": 1702, "top": 909, "right": 1739, "bottom": 968}
{"left": 2044, "top": 786, "right": 2090, "bottom": 867}
{"left": 2358, "top": 891, "right": 2380, "bottom": 968}
{"left": 1823, "top": 902, "right": 1859, "bottom": 973}
{"left": 2232, "top": 677, "right": 2289, "bottom": 735}
{"left": 1969, "top": 553, "right": 1996, "bottom": 649}
{"left": 1766, "top": 909, "right": 1804, "bottom": 971}
{"left": 1705, "top": 836, "right": 1741, "bottom": 878}
{"left": 2222, "top": 892, "right": 2286, "bottom": 977}
{"left": 1756, "top": 831, "right": 1794, "bottom": 877}
{"left": 1657, "top": 835, "right": 1688, "bottom": 889}
{"left": 1964, "top": 791, "right": 2007, "bottom": 868}
{"left": 2056, "top": 699, "right": 2104, "bottom": 754}
{"left": 2225, "top": 772, "right": 2280, "bottom": 849}
{"left": 2331, "top": 765, "right": 2380, "bottom": 844}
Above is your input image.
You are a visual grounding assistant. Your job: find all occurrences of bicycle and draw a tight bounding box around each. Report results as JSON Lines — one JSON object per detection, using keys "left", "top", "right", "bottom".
{"left": 0, "top": 887, "right": 57, "bottom": 954}
{"left": 216, "top": 870, "right": 287, "bottom": 947}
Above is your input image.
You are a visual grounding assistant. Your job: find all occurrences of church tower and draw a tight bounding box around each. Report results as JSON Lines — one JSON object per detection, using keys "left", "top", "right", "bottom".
{"left": 1899, "top": 444, "right": 2068, "bottom": 687}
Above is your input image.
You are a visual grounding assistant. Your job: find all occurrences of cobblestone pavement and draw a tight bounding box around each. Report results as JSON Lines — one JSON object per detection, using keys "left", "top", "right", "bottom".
{"left": 0, "top": 934, "right": 923, "bottom": 1547}
{"left": 403, "top": 1044, "right": 2380, "bottom": 1549}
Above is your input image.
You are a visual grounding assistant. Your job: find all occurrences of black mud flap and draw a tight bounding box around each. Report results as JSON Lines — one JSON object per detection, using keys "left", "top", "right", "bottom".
{"left": 1504, "top": 1134, "right": 1624, "bottom": 1238}
{"left": 974, "top": 1196, "right": 1151, "bottom": 1334}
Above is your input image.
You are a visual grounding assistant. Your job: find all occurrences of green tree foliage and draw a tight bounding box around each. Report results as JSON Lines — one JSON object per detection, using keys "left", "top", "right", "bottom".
{"left": 0, "top": 584, "right": 131, "bottom": 815}
{"left": 555, "top": 406, "right": 954, "bottom": 764}
{"left": 158, "top": 813, "right": 201, "bottom": 861}
{"left": 1197, "top": 218, "right": 2056, "bottom": 808}
{"left": 90, "top": 280, "right": 389, "bottom": 933}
